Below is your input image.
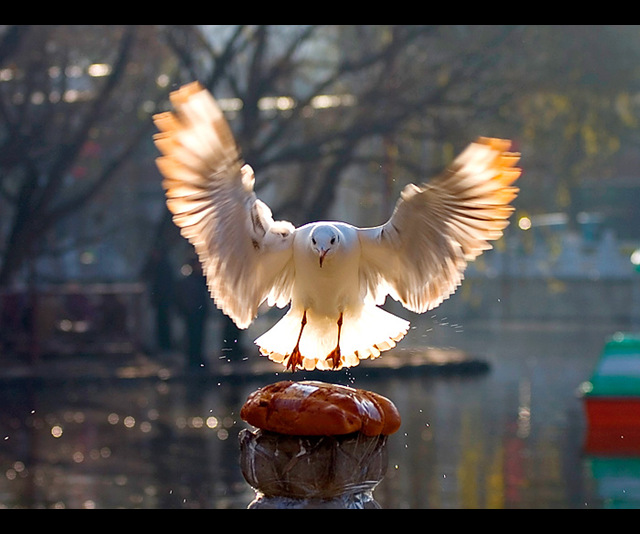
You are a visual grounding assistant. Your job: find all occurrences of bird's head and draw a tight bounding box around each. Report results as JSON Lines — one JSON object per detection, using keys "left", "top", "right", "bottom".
{"left": 310, "top": 225, "right": 340, "bottom": 268}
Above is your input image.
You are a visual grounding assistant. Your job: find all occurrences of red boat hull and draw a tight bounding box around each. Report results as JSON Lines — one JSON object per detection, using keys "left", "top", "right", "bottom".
{"left": 584, "top": 397, "right": 640, "bottom": 455}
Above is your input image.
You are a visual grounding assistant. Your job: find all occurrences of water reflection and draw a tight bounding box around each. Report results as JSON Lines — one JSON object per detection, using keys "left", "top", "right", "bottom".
{"left": 0, "top": 318, "right": 638, "bottom": 508}
{"left": 0, "top": 376, "right": 254, "bottom": 508}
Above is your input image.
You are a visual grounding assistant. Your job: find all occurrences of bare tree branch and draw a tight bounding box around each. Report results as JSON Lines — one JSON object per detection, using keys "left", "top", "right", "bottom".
{"left": 0, "top": 25, "right": 159, "bottom": 286}
{"left": 32, "top": 26, "right": 137, "bottom": 217}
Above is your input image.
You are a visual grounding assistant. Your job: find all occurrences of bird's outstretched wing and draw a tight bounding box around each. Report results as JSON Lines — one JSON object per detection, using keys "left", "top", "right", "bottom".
{"left": 153, "top": 82, "right": 295, "bottom": 328}
{"left": 358, "top": 137, "right": 521, "bottom": 313}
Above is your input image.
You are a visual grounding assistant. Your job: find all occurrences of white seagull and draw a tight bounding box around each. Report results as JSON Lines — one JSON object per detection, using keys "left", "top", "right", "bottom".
{"left": 153, "top": 82, "right": 521, "bottom": 372}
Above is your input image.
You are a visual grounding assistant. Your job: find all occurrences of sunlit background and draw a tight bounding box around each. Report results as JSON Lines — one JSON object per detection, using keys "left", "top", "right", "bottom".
{"left": 2, "top": 25, "right": 640, "bottom": 508}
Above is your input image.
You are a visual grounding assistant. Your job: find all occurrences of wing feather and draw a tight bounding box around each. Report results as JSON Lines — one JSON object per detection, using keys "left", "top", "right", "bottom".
{"left": 358, "top": 137, "right": 521, "bottom": 313}
{"left": 153, "top": 82, "right": 295, "bottom": 328}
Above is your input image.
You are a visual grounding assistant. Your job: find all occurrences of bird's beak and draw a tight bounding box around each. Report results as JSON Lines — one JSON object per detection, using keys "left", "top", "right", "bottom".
{"left": 319, "top": 249, "right": 328, "bottom": 268}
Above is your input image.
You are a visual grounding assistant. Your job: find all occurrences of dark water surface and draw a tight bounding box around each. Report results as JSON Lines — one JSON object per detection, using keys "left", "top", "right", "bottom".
{"left": 0, "top": 318, "right": 635, "bottom": 508}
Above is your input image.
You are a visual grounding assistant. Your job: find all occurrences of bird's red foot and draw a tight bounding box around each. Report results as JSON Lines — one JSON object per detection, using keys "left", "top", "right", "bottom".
{"left": 326, "top": 346, "right": 342, "bottom": 369}
{"left": 286, "top": 345, "right": 304, "bottom": 372}
{"left": 285, "top": 310, "right": 308, "bottom": 372}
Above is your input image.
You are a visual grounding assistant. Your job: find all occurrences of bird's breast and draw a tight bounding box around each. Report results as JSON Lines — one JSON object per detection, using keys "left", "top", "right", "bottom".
{"left": 292, "top": 247, "right": 361, "bottom": 315}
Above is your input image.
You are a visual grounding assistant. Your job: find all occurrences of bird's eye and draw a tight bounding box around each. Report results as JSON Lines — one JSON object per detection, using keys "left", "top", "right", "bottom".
{"left": 312, "top": 238, "right": 316, "bottom": 245}
{"left": 330, "top": 237, "right": 336, "bottom": 244}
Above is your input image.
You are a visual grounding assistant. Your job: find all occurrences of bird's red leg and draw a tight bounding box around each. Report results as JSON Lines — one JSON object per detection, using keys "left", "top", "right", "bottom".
{"left": 326, "top": 312, "right": 343, "bottom": 369}
{"left": 286, "top": 310, "right": 307, "bottom": 371}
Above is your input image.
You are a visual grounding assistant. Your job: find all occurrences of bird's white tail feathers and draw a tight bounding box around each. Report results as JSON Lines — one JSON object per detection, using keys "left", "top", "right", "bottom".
{"left": 255, "top": 306, "right": 410, "bottom": 371}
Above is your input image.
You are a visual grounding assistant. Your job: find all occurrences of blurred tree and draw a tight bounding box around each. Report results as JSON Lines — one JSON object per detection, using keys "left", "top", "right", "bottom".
{"left": 500, "top": 25, "right": 640, "bottom": 220}
{"left": 0, "top": 25, "right": 175, "bottom": 287}
{"left": 160, "top": 25, "right": 521, "bottom": 226}
{"left": 3, "top": 24, "right": 639, "bottom": 292}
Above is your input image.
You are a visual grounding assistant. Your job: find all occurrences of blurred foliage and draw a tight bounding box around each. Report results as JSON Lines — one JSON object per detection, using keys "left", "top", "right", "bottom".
{"left": 1, "top": 25, "right": 640, "bottom": 287}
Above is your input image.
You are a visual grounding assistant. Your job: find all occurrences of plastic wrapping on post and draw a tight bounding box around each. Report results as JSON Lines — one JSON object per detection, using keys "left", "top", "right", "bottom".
{"left": 239, "top": 428, "right": 388, "bottom": 509}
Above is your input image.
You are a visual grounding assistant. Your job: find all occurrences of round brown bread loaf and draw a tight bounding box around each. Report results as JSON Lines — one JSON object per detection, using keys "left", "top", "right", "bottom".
{"left": 359, "top": 389, "right": 402, "bottom": 435}
{"left": 240, "top": 380, "right": 401, "bottom": 436}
